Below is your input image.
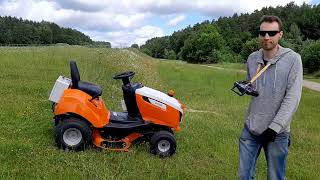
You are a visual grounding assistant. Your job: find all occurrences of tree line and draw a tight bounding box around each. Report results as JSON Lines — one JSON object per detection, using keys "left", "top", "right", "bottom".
{"left": 140, "top": 2, "right": 320, "bottom": 74}
{"left": 0, "top": 16, "right": 111, "bottom": 47}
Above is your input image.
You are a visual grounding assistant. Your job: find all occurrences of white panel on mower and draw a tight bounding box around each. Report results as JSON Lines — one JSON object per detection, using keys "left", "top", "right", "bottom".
{"left": 49, "top": 75, "right": 71, "bottom": 103}
{"left": 136, "top": 87, "right": 183, "bottom": 113}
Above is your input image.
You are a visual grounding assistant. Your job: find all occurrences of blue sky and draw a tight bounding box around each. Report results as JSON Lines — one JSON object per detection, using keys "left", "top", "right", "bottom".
{"left": 0, "top": 0, "right": 319, "bottom": 47}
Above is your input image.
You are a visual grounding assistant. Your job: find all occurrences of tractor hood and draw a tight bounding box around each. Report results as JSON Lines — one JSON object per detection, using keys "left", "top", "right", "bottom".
{"left": 136, "top": 87, "right": 183, "bottom": 113}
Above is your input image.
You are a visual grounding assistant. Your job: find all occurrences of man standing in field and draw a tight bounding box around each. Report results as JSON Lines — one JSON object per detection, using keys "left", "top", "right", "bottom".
{"left": 238, "top": 15, "right": 303, "bottom": 180}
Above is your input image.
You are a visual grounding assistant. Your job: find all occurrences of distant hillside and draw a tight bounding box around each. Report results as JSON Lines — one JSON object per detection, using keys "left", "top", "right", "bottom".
{"left": 0, "top": 16, "right": 109, "bottom": 46}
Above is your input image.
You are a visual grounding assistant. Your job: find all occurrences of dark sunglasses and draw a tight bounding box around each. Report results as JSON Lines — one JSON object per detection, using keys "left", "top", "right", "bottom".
{"left": 259, "top": 31, "right": 280, "bottom": 37}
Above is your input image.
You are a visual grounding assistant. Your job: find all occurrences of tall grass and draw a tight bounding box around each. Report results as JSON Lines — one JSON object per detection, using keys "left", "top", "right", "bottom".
{"left": 0, "top": 47, "right": 319, "bottom": 179}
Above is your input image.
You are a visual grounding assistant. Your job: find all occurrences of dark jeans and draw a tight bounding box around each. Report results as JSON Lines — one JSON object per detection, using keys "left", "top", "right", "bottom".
{"left": 238, "top": 126, "right": 290, "bottom": 180}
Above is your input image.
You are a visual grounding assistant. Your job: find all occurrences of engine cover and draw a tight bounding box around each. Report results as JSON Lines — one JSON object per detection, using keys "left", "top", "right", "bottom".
{"left": 135, "top": 87, "right": 183, "bottom": 113}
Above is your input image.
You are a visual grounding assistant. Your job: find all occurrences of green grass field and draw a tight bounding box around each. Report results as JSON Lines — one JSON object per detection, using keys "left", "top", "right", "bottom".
{"left": 0, "top": 47, "right": 319, "bottom": 179}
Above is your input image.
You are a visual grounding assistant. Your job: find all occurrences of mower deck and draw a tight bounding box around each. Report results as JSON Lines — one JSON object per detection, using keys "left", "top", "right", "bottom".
{"left": 92, "top": 129, "right": 143, "bottom": 152}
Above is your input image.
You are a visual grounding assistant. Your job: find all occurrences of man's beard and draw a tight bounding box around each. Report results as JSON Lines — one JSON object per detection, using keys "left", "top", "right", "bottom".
{"left": 261, "top": 41, "right": 277, "bottom": 50}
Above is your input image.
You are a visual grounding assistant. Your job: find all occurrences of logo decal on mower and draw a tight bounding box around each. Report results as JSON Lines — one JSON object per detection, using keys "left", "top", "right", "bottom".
{"left": 149, "top": 98, "right": 166, "bottom": 110}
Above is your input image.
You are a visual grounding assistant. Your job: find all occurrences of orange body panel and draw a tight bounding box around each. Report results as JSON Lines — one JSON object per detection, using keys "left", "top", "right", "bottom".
{"left": 54, "top": 89, "right": 110, "bottom": 128}
{"left": 136, "top": 94, "right": 181, "bottom": 131}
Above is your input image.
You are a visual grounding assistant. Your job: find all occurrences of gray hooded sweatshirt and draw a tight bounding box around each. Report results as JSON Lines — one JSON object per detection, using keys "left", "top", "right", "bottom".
{"left": 245, "top": 45, "right": 303, "bottom": 135}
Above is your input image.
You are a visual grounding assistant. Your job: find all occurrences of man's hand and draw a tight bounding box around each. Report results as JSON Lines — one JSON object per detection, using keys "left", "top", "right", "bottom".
{"left": 261, "top": 128, "right": 277, "bottom": 143}
{"left": 239, "top": 80, "right": 249, "bottom": 84}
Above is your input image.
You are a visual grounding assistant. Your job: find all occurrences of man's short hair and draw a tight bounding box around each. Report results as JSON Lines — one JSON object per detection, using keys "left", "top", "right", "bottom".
{"left": 260, "top": 15, "right": 283, "bottom": 31}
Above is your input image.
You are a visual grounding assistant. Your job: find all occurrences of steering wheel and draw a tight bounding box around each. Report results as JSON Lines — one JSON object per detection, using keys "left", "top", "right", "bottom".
{"left": 113, "top": 71, "right": 135, "bottom": 79}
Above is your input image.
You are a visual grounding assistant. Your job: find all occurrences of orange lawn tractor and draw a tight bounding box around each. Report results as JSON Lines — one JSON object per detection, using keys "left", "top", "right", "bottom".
{"left": 48, "top": 61, "right": 185, "bottom": 157}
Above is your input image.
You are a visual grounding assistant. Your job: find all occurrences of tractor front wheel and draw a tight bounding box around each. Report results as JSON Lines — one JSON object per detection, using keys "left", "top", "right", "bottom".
{"left": 150, "top": 131, "right": 176, "bottom": 157}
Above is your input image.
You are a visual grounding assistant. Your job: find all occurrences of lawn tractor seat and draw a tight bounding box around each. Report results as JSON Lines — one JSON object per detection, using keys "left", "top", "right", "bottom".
{"left": 70, "top": 60, "right": 102, "bottom": 98}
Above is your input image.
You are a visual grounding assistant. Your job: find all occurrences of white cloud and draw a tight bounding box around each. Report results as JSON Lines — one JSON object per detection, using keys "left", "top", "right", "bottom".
{"left": 53, "top": 0, "right": 187, "bottom": 14}
{"left": 65, "top": 0, "right": 311, "bottom": 17}
{"left": 190, "top": 0, "right": 312, "bottom": 17}
{"left": 86, "top": 25, "right": 164, "bottom": 47}
{"left": 168, "top": 15, "right": 186, "bottom": 27}
{"left": 0, "top": 0, "right": 149, "bottom": 31}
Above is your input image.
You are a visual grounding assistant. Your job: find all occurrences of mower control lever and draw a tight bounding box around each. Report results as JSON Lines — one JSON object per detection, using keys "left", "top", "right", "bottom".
{"left": 113, "top": 71, "right": 135, "bottom": 85}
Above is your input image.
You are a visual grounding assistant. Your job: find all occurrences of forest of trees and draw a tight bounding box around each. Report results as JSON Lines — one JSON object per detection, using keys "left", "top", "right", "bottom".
{"left": 0, "top": 16, "right": 110, "bottom": 47}
{"left": 141, "top": 2, "right": 320, "bottom": 74}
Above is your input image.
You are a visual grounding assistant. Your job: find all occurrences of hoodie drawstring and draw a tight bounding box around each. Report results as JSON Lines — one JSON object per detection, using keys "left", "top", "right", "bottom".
{"left": 274, "top": 63, "right": 277, "bottom": 89}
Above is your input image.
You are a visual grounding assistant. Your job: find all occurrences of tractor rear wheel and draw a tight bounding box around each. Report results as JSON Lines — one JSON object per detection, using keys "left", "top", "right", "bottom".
{"left": 55, "top": 117, "right": 92, "bottom": 151}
